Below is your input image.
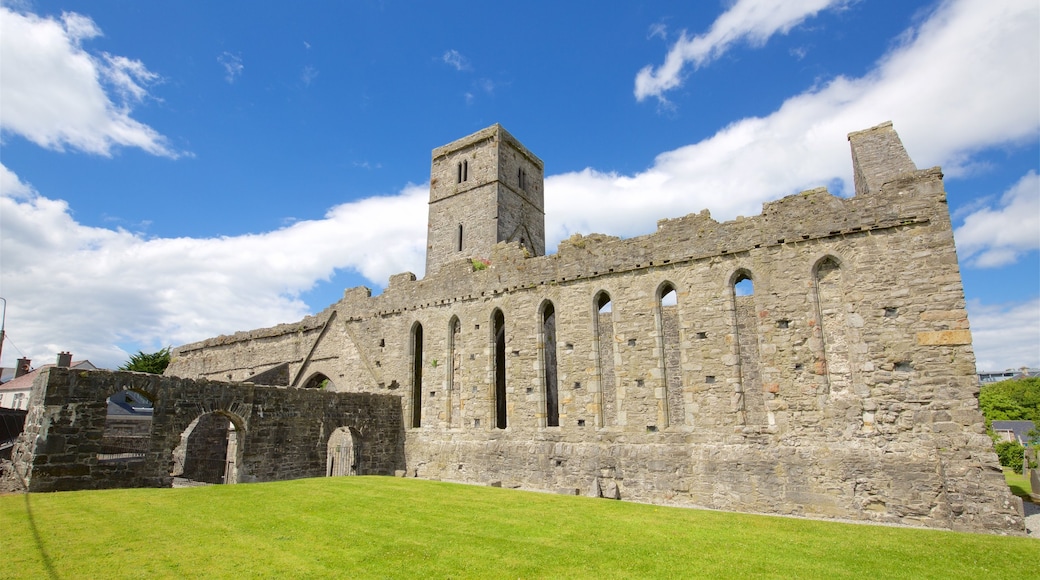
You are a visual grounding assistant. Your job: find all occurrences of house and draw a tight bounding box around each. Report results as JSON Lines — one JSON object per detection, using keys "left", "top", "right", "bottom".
{"left": 0, "top": 353, "right": 98, "bottom": 410}
{"left": 991, "top": 420, "right": 1036, "bottom": 445}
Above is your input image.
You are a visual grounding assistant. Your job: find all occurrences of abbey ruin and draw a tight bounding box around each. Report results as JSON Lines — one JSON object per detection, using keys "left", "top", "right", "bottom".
{"left": 8, "top": 122, "right": 1024, "bottom": 533}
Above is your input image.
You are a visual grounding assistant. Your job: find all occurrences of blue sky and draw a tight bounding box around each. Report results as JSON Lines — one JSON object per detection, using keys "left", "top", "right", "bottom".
{"left": 1, "top": 0, "right": 1037, "bottom": 372}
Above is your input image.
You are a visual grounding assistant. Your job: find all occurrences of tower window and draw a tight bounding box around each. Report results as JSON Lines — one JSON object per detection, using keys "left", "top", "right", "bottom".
{"left": 518, "top": 167, "right": 526, "bottom": 191}
{"left": 457, "top": 162, "right": 462, "bottom": 184}
{"left": 457, "top": 224, "right": 464, "bottom": 252}
{"left": 463, "top": 160, "right": 468, "bottom": 182}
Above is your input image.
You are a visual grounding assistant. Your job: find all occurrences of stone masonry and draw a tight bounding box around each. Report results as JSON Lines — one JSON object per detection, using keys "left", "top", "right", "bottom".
{"left": 6, "top": 367, "right": 403, "bottom": 492}
{"left": 165, "top": 122, "right": 1023, "bottom": 533}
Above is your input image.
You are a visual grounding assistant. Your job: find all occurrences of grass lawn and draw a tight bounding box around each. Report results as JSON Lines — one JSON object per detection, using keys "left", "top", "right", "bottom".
{"left": 1, "top": 477, "right": 1036, "bottom": 579}
{"left": 1004, "top": 467, "right": 1034, "bottom": 499}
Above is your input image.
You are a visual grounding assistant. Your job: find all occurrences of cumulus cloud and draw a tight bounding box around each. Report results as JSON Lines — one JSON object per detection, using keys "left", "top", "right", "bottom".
{"left": 967, "top": 298, "right": 1040, "bottom": 371}
{"left": 218, "top": 51, "right": 244, "bottom": 83}
{"left": 0, "top": 6, "right": 179, "bottom": 157}
{"left": 635, "top": 0, "right": 846, "bottom": 102}
{"left": 550, "top": 0, "right": 1039, "bottom": 247}
{"left": 0, "top": 164, "right": 428, "bottom": 369}
{"left": 955, "top": 171, "right": 1040, "bottom": 268}
{"left": 1, "top": 0, "right": 1036, "bottom": 373}
{"left": 441, "top": 49, "right": 471, "bottom": 71}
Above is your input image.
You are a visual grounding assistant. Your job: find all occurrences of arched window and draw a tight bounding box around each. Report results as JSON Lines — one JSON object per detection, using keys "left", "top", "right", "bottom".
{"left": 492, "top": 309, "right": 507, "bottom": 429}
{"left": 463, "top": 159, "right": 469, "bottom": 182}
{"left": 541, "top": 301, "right": 559, "bottom": 427}
{"left": 731, "top": 270, "right": 763, "bottom": 426}
{"left": 593, "top": 291, "right": 616, "bottom": 427}
{"left": 302, "top": 373, "right": 333, "bottom": 390}
{"left": 411, "top": 322, "right": 424, "bottom": 428}
{"left": 814, "top": 256, "right": 849, "bottom": 393}
{"left": 448, "top": 316, "right": 461, "bottom": 428}
{"left": 657, "top": 282, "right": 683, "bottom": 427}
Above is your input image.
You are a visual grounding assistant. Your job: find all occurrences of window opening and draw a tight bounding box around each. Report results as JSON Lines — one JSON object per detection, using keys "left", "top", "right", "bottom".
{"left": 657, "top": 283, "right": 683, "bottom": 427}
{"left": 732, "top": 271, "right": 764, "bottom": 425}
{"left": 411, "top": 323, "right": 424, "bottom": 428}
{"left": 448, "top": 317, "right": 462, "bottom": 428}
{"left": 98, "top": 388, "right": 153, "bottom": 463}
{"left": 458, "top": 224, "right": 464, "bottom": 252}
{"left": 493, "top": 309, "right": 507, "bottom": 429}
{"left": 542, "top": 301, "right": 559, "bottom": 427}
{"left": 594, "top": 292, "right": 617, "bottom": 427}
{"left": 814, "top": 257, "right": 850, "bottom": 393}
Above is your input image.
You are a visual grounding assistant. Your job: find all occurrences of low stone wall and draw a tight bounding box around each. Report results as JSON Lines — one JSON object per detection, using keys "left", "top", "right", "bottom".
{"left": 7, "top": 368, "right": 404, "bottom": 492}
{"left": 405, "top": 429, "right": 1022, "bottom": 533}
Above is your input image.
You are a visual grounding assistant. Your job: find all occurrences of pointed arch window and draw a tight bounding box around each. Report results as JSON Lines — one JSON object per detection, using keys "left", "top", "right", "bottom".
{"left": 492, "top": 309, "right": 507, "bottom": 429}
{"left": 656, "top": 282, "right": 683, "bottom": 427}
{"left": 541, "top": 301, "right": 559, "bottom": 427}
{"left": 411, "top": 322, "right": 424, "bottom": 428}
{"left": 593, "top": 291, "right": 616, "bottom": 427}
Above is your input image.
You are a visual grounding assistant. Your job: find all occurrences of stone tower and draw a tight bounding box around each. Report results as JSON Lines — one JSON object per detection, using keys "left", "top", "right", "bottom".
{"left": 425, "top": 124, "right": 545, "bottom": 275}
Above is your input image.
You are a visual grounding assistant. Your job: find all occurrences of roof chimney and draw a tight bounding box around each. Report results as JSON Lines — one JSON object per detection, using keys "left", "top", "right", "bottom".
{"left": 15, "top": 358, "right": 31, "bottom": 378}
{"left": 56, "top": 352, "right": 72, "bottom": 368}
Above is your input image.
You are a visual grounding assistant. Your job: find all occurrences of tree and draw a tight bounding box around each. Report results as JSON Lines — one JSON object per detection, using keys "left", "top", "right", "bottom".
{"left": 119, "top": 347, "right": 171, "bottom": 374}
{"left": 994, "top": 440, "right": 1025, "bottom": 473}
{"left": 979, "top": 377, "right": 1040, "bottom": 422}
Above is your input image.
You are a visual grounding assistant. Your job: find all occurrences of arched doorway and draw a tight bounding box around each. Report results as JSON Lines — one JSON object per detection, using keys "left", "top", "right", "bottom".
{"left": 171, "top": 412, "right": 242, "bottom": 485}
{"left": 326, "top": 427, "right": 362, "bottom": 476}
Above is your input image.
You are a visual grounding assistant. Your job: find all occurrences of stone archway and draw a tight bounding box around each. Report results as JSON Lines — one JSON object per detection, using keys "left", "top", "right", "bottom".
{"left": 171, "top": 411, "right": 243, "bottom": 485}
{"left": 326, "top": 427, "right": 361, "bottom": 476}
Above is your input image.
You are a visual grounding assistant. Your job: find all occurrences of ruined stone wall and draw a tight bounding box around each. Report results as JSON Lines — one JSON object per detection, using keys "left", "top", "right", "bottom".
{"left": 166, "top": 123, "right": 1023, "bottom": 533}
{"left": 7, "top": 367, "right": 403, "bottom": 492}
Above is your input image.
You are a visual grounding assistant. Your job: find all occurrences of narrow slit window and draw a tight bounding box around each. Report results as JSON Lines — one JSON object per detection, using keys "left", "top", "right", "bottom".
{"left": 457, "top": 224, "right": 464, "bottom": 252}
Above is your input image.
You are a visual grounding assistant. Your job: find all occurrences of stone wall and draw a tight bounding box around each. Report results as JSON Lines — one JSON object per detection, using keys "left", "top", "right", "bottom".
{"left": 6, "top": 367, "right": 403, "bottom": 492}
{"left": 166, "top": 122, "right": 1024, "bottom": 534}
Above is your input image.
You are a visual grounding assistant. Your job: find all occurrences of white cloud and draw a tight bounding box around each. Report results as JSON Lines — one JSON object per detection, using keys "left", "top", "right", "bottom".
{"left": 0, "top": 7, "right": 178, "bottom": 158}
{"left": 955, "top": 171, "right": 1040, "bottom": 268}
{"left": 635, "top": 0, "right": 846, "bottom": 102}
{"left": 301, "top": 65, "right": 319, "bottom": 86}
{"left": 0, "top": 164, "right": 427, "bottom": 369}
{"left": 1, "top": 0, "right": 1036, "bottom": 375}
{"left": 550, "top": 0, "right": 1039, "bottom": 247}
{"left": 442, "top": 49, "right": 471, "bottom": 71}
{"left": 967, "top": 298, "right": 1040, "bottom": 371}
{"left": 218, "top": 51, "right": 244, "bottom": 83}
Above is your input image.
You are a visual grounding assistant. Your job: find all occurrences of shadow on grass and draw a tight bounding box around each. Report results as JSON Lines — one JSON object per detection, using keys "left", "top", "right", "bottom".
{"left": 24, "top": 493, "right": 60, "bottom": 580}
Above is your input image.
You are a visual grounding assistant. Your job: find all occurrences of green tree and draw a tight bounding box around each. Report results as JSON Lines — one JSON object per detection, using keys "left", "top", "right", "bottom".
{"left": 994, "top": 440, "right": 1025, "bottom": 473}
{"left": 119, "top": 347, "right": 171, "bottom": 374}
{"left": 979, "top": 377, "right": 1040, "bottom": 422}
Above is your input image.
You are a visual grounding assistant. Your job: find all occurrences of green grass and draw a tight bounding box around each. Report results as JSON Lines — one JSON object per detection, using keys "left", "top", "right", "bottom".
{"left": 1, "top": 477, "right": 1036, "bottom": 579}
{"left": 1004, "top": 467, "right": 1034, "bottom": 499}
